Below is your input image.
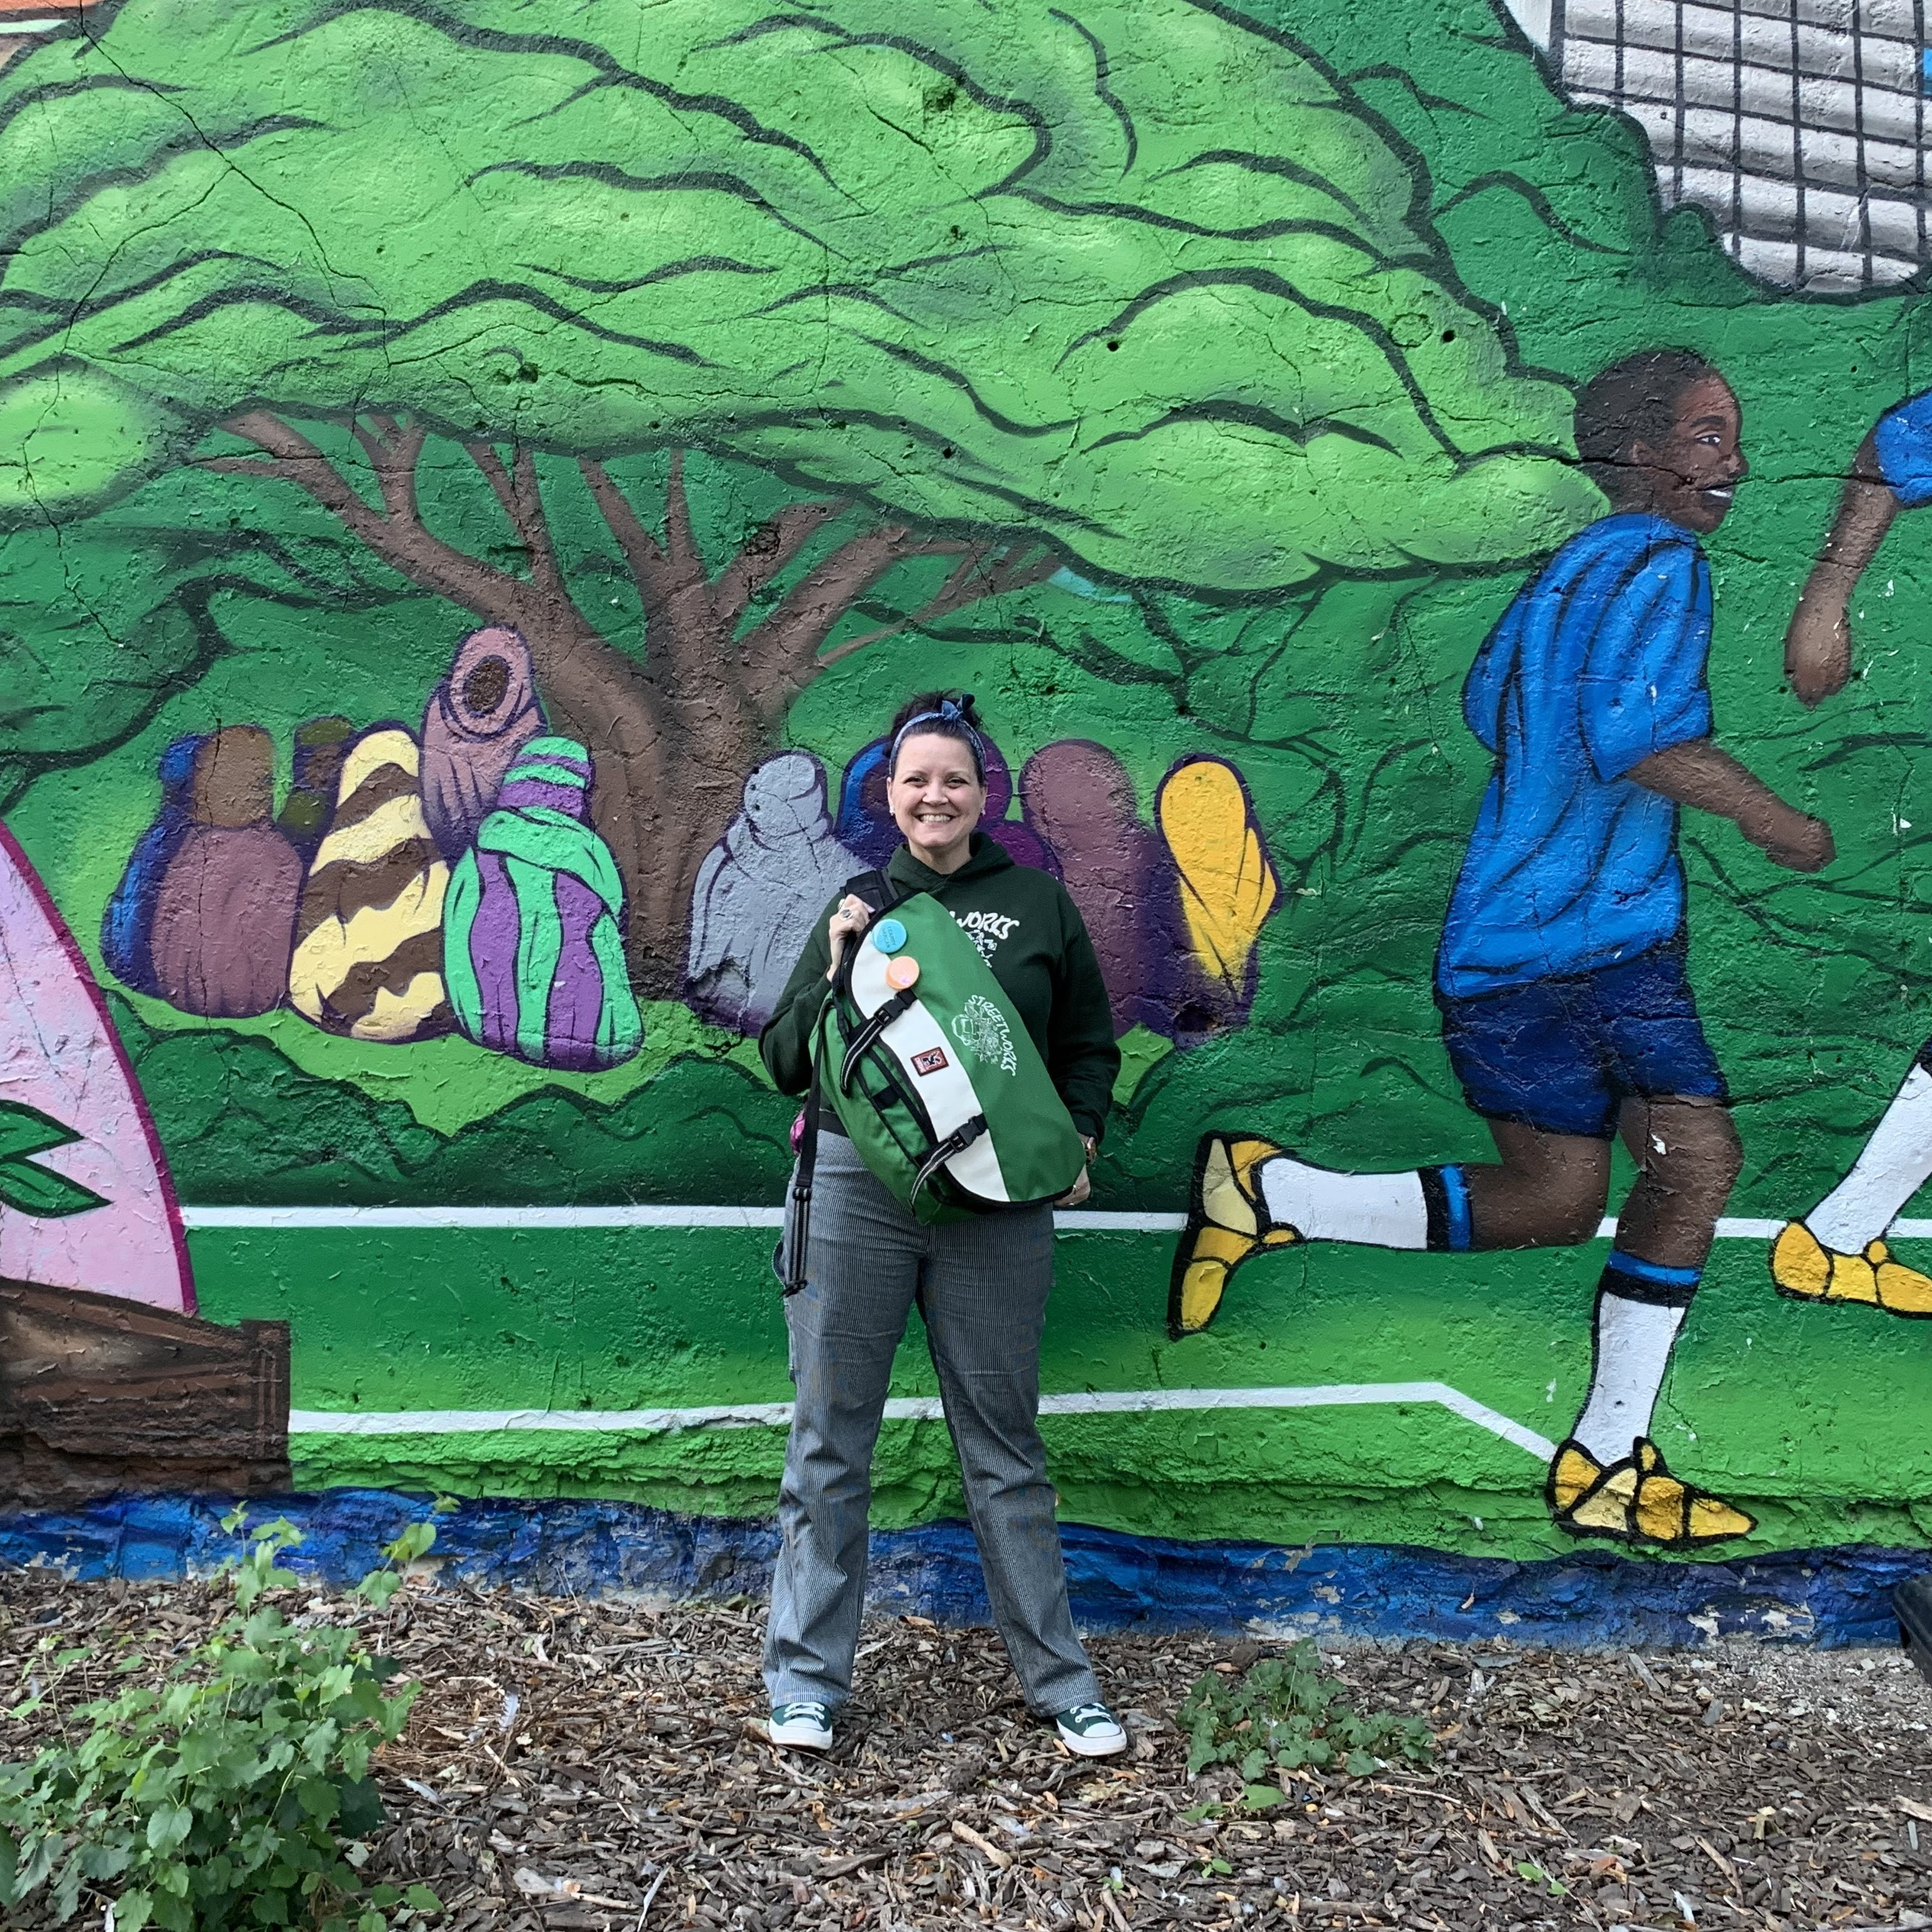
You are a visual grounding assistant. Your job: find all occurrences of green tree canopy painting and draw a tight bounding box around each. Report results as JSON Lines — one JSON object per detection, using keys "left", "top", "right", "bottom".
{"left": 0, "top": 0, "right": 1598, "bottom": 983}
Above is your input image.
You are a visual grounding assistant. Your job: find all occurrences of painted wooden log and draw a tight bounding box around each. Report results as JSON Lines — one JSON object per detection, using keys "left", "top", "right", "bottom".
{"left": 0, "top": 1279, "right": 289, "bottom": 1505}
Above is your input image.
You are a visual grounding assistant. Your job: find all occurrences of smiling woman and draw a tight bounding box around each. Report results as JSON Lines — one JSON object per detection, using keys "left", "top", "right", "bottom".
{"left": 886, "top": 704, "right": 987, "bottom": 879}
{"left": 754, "top": 689, "right": 1126, "bottom": 1760}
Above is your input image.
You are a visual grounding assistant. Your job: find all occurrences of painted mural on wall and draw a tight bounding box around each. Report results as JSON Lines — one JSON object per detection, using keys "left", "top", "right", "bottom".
{"left": 0, "top": 820, "right": 290, "bottom": 1503}
{"left": 1508, "top": 0, "right": 1930, "bottom": 293}
{"left": 0, "top": 822, "right": 191, "bottom": 1314}
{"left": 3, "top": 0, "right": 1932, "bottom": 1575}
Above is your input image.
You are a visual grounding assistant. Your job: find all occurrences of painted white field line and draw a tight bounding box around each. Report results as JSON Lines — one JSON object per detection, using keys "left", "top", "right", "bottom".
{"left": 183, "top": 1205, "right": 789, "bottom": 1230}
{"left": 180, "top": 1205, "right": 1178, "bottom": 1231}
{"left": 180, "top": 1205, "right": 1884, "bottom": 1238}
{"left": 289, "top": 1380, "right": 1557, "bottom": 1463}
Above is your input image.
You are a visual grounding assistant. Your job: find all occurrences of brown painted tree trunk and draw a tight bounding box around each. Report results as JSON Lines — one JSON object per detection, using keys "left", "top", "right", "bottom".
{"left": 515, "top": 603, "right": 762, "bottom": 998}
{"left": 207, "top": 416, "right": 1058, "bottom": 1000}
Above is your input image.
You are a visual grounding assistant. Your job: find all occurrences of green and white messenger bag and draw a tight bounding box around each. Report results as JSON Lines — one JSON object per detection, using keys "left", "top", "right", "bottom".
{"left": 783, "top": 875, "right": 1087, "bottom": 1294}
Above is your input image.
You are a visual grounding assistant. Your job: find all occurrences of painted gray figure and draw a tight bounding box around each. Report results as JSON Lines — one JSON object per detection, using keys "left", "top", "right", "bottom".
{"left": 685, "top": 751, "right": 864, "bottom": 1034}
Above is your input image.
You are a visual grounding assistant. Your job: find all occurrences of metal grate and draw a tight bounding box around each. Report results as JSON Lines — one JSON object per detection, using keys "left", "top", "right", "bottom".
{"left": 1546, "top": 0, "right": 1929, "bottom": 290}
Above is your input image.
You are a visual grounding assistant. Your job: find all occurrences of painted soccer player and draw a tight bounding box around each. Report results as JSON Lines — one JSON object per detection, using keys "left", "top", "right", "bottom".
{"left": 1171, "top": 349, "right": 1835, "bottom": 1548}
{"left": 1774, "top": 392, "right": 1932, "bottom": 1316}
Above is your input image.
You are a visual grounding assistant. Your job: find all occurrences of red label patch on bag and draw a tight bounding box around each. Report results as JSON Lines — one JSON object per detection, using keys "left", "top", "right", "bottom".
{"left": 911, "top": 1046, "right": 950, "bottom": 1076}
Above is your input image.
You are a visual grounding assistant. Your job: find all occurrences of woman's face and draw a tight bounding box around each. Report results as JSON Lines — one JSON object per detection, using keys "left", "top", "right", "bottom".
{"left": 890, "top": 730, "right": 986, "bottom": 868}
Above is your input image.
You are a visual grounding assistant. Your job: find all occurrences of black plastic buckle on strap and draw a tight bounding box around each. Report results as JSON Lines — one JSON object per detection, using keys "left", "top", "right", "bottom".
{"left": 838, "top": 987, "right": 919, "bottom": 1095}
{"left": 910, "top": 1113, "right": 989, "bottom": 1207}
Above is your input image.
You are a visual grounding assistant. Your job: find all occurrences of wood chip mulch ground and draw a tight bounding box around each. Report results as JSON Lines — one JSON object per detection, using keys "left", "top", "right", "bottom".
{"left": 5, "top": 1569, "right": 1932, "bottom": 1931}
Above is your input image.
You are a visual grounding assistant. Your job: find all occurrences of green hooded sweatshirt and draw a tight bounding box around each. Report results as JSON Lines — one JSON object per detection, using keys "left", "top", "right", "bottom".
{"left": 758, "top": 835, "right": 1121, "bottom": 1144}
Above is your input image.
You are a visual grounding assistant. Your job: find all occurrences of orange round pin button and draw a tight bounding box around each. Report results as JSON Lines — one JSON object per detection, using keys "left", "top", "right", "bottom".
{"left": 884, "top": 954, "right": 920, "bottom": 991}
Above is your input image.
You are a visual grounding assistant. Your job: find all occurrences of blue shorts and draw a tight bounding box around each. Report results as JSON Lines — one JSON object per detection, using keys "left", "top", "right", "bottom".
{"left": 1435, "top": 940, "right": 1726, "bottom": 1139}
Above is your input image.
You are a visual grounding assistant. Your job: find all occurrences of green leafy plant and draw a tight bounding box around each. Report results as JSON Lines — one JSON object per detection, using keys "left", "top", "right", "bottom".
{"left": 1516, "top": 1857, "right": 1569, "bottom": 1897}
{"left": 1179, "top": 1641, "right": 1434, "bottom": 1789}
{"left": 0, "top": 1512, "right": 441, "bottom": 1931}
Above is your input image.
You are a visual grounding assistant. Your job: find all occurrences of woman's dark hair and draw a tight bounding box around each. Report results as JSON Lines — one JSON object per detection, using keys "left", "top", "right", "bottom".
{"left": 1574, "top": 347, "right": 1722, "bottom": 499}
{"left": 887, "top": 690, "right": 987, "bottom": 781}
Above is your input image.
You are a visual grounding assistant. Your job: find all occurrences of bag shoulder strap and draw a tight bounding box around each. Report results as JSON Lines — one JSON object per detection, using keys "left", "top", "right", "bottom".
{"left": 842, "top": 869, "right": 901, "bottom": 914}
{"left": 785, "top": 869, "right": 911, "bottom": 1294}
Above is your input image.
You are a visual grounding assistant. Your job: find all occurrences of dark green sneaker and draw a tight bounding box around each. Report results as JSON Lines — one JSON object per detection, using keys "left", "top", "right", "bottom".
{"left": 1053, "top": 1701, "right": 1126, "bottom": 1758}
{"left": 766, "top": 1700, "right": 832, "bottom": 1751}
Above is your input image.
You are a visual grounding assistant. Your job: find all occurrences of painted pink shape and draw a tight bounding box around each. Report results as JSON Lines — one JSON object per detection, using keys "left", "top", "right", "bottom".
{"left": 0, "top": 822, "right": 194, "bottom": 1312}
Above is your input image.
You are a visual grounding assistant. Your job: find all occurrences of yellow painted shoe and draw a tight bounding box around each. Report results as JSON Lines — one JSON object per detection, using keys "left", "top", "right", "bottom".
{"left": 1168, "top": 1132, "right": 1296, "bottom": 1338}
{"left": 1545, "top": 1440, "right": 1603, "bottom": 1517}
{"left": 1768, "top": 1219, "right": 1836, "bottom": 1299}
{"left": 1870, "top": 1241, "right": 1932, "bottom": 1317}
{"left": 1547, "top": 1438, "right": 1755, "bottom": 1548}
{"left": 1771, "top": 1221, "right": 1932, "bottom": 1317}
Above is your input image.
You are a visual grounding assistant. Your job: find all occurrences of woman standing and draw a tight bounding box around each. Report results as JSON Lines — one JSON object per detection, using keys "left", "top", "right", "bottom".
{"left": 757, "top": 692, "right": 1126, "bottom": 1757}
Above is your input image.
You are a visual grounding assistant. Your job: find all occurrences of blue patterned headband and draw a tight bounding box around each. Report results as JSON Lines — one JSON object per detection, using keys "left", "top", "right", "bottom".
{"left": 890, "top": 696, "right": 985, "bottom": 780}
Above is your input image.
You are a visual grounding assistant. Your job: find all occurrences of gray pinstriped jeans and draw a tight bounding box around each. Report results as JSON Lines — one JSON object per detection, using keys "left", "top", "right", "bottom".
{"left": 762, "top": 1133, "right": 1100, "bottom": 1715}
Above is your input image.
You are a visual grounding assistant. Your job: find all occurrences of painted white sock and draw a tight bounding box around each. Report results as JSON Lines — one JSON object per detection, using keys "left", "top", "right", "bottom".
{"left": 1807, "top": 1063, "right": 1932, "bottom": 1253}
{"left": 1570, "top": 1292, "right": 1686, "bottom": 1466}
{"left": 1257, "top": 1155, "right": 1427, "bottom": 1249}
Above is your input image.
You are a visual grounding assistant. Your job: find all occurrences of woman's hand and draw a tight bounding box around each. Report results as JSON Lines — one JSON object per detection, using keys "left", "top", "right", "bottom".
{"left": 826, "top": 894, "right": 874, "bottom": 978}
{"left": 1055, "top": 1135, "right": 1097, "bottom": 1207}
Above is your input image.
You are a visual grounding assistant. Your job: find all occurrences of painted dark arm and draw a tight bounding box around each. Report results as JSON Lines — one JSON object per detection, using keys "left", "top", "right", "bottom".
{"left": 1785, "top": 431, "right": 1899, "bottom": 707}
{"left": 1626, "top": 740, "right": 1834, "bottom": 872}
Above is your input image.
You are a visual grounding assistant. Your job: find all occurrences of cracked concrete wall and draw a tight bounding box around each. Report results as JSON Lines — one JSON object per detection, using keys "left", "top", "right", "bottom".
{"left": 0, "top": 0, "right": 1928, "bottom": 1574}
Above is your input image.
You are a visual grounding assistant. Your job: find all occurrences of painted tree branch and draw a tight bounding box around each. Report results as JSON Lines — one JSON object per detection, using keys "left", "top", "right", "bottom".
{"left": 208, "top": 415, "right": 659, "bottom": 764}
{"left": 819, "top": 541, "right": 1062, "bottom": 666}
{"left": 578, "top": 456, "right": 679, "bottom": 666}
{"left": 660, "top": 451, "right": 701, "bottom": 575}
{"left": 741, "top": 523, "right": 979, "bottom": 726}
{"left": 199, "top": 420, "right": 1058, "bottom": 987}
{"left": 349, "top": 417, "right": 426, "bottom": 522}
{"left": 463, "top": 441, "right": 577, "bottom": 612}
{"left": 711, "top": 498, "right": 848, "bottom": 630}
{"left": 640, "top": 452, "right": 739, "bottom": 704}
{"left": 203, "top": 412, "right": 527, "bottom": 620}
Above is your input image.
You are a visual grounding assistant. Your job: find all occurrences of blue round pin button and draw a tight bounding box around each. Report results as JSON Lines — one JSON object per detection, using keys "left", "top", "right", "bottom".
{"left": 872, "top": 918, "right": 908, "bottom": 954}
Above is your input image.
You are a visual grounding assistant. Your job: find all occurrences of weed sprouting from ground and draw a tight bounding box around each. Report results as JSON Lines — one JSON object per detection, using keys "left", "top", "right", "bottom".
{"left": 1179, "top": 1641, "right": 1434, "bottom": 1808}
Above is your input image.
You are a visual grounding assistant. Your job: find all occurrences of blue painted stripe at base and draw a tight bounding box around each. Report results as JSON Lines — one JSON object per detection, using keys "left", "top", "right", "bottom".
{"left": 0, "top": 1490, "right": 1925, "bottom": 1651}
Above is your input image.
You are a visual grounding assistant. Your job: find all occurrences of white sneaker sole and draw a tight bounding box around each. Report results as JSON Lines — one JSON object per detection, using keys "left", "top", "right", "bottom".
{"left": 766, "top": 1718, "right": 832, "bottom": 1751}
{"left": 1055, "top": 1725, "right": 1128, "bottom": 1758}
